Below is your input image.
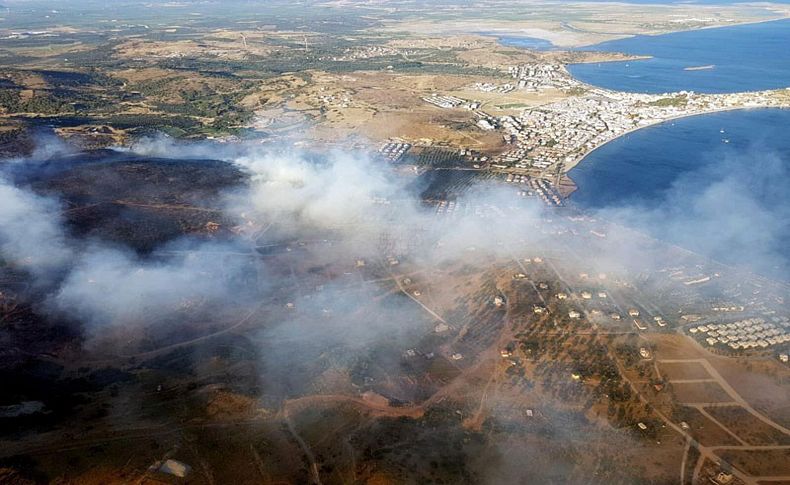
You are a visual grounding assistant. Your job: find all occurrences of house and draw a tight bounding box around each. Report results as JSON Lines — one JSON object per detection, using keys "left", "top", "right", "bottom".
{"left": 715, "top": 472, "right": 734, "bottom": 484}
{"left": 477, "top": 119, "right": 495, "bottom": 131}
{"left": 157, "top": 460, "right": 191, "bottom": 478}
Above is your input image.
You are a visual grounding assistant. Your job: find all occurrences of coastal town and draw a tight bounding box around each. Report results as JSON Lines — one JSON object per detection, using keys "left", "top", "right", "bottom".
{"left": 496, "top": 83, "right": 790, "bottom": 177}
{"left": 1, "top": 2, "right": 790, "bottom": 483}
{"left": 421, "top": 62, "right": 790, "bottom": 184}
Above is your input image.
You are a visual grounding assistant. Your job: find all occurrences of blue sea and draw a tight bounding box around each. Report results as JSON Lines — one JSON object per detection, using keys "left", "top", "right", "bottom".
{"left": 495, "top": 35, "right": 555, "bottom": 51}
{"left": 569, "top": 109, "right": 790, "bottom": 278}
{"left": 559, "top": 20, "right": 790, "bottom": 278}
{"left": 568, "top": 19, "right": 790, "bottom": 94}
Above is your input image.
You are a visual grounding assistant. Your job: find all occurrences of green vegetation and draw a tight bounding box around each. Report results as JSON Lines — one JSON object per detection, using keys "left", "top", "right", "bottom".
{"left": 496, "top": 103, "right": 531, "bottom": 110}
{"left": 648, "top": 95, "right": 688, "bottom": 107}
{"left": 565, "top": 86, "right": 588, "bottom": 96}
{"left": 0, "top": 127, "right": 22, "bottom": 144}
{"left": 0, "top": 89, "right": 73, "bottom": 115}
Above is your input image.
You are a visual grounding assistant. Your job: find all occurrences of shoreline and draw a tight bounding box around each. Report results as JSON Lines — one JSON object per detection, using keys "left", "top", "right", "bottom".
{"left": 560, "top": 105, "right": 790, "bottom": 284}
{"left": 575, "top": 14, "right": 790, "bottom": 49}
{"left": 488, "top": 14, "right": 790, "bottom": 51}
{"left": 493, "top": 32, "right": 654, "bottom": 64}
{"left": 563, "top": 17, "right": 790, "bottom": 70}
{"left": 563, "top": 105, "right": 790, "bottom": 178}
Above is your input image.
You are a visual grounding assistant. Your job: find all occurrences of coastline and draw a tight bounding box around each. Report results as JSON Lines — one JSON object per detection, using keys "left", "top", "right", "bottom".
{"left": 556, "top": 19, "right": 790, "bottom": 178}
{"left": 565, "top": 16, "right": 790, "bottom": 65}
{"left": 563, "top": 105, "right": 790, "bottom": 177}
{"left": 491, "top": 14, "right": 790, "bottom": 52}
{"left": 561, "top": 107, "right": 790, "bottom": 283}
{"left": 493, "top": 32, "right": 654, "bottom": 64}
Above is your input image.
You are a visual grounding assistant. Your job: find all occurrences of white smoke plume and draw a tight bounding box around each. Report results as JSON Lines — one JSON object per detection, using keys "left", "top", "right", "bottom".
{"left": 3, "top": 135, "right": 788, "bottom": 337}
{"left": 593, "top": 148, "right": 790, "bottom": 277}
{"left": 50, "top": 242, "right": 253, "bottom": 326}
{"left": 235, "top": 148, "right": 412, "bottom": 229}
{"left": 0, "top": 177, "right": 73, "bottom": 278}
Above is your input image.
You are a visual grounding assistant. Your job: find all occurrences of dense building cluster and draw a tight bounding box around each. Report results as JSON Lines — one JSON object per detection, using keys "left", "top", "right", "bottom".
{"left": 422, "top": 94, "right": 471, "bottom": 109}
{"left": 508, "top": 63, "right": 579, "bottom": 91}
{"left": 323, "top": 45, "right": 412, "bottom": 61}
{"left": 689, "top": 317, "right": 790, "bottom": 350}
{"left": 492, "top": 82, "right": 789, "bottom": 173}
{"left": 512, "top": 176, "right": 563, "bottom": 206}
{"left": 379, "top": 141, "right": 412, "bottom": 162}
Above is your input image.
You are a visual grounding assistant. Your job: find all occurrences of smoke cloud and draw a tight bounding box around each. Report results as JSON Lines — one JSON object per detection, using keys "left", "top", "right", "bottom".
{"left": 1, "top": 133, "right": 788, "bottom": 483}
{"left": 50, "top": 241, "right": 254, "bottom": 327}
{"left": 0, "top": 137, "right": 532, "bottom": 334}
{"left": 237, "top": 149, "right": 407, "bottom": 229}
{"left": 594, "top": 148, "right": 790, "bottom": 277}
{"left": 3, "top": 135, "right": 788, "bottom": 338}
{"left": 0, "top": 177, "right": 73, "bottom": 278}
